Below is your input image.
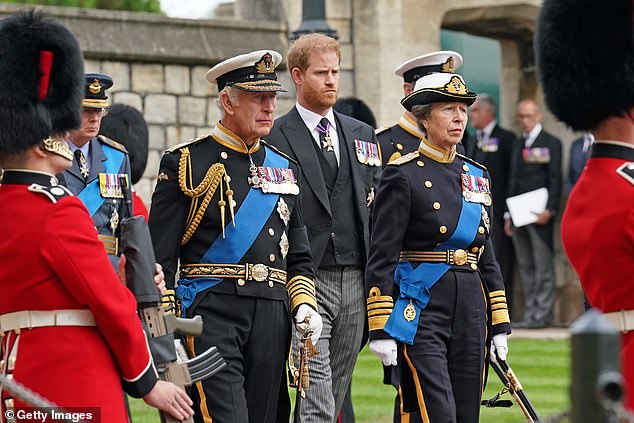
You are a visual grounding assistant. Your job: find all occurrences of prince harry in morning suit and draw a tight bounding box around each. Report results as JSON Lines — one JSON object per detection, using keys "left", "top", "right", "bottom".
{"left": 266, "top": 33, "right": 382, "bottom": 423}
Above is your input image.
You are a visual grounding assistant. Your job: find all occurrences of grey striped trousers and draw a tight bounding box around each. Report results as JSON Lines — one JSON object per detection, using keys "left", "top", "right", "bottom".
{"left": 293, "top": 266, "right": 366, "bottom": 423}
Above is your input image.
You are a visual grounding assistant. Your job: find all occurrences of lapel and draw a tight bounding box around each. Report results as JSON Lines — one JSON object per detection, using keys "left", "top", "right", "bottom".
{"left": 280, "top": 108, "right": 331, "bottom": 215}
{"left": 87, "top": 137, "right": 106, "bottom": 184}
{"left": 336, "top": 111, "right": 364, "bottom": 188}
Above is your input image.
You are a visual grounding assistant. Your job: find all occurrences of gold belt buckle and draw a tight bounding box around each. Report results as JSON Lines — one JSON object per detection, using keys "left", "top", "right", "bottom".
{"left": 453, "top": 249, "right": 468, "bottom": 266}
{"left": 250, "top": 264, "right": 269, "bottom": 282}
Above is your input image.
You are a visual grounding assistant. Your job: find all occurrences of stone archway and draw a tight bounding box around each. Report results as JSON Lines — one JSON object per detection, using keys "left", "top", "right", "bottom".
{"left": 442, "top": 3, "right": 540, "bottom": 129}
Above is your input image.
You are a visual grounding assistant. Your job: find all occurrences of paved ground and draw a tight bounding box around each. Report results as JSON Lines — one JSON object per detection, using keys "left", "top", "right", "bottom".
{"left": 510, "top": 326, "right": 570, "bottom": 340}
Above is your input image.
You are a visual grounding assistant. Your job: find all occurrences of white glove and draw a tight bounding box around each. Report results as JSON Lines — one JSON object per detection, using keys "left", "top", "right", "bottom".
{"left": 490, "top": 333, "right": 508, "bottom": 362}
{"left": 294, "top": 304, "right": 323, "bottom": 345}
{"left": 369, "top": 339, "right": 398, "bottom": 366}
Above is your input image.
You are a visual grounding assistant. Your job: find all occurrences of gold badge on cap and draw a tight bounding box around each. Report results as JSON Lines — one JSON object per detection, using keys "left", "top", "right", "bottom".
{"left": 89, "top": 79, "right": 102, "bottom": 95}
{"left": 445, "top": 76, "right": 468, "bottom": 95}
{"left": 441, "top": 57, "right": 455, "bottom": 73}
{"left": 255, "top": 52, "right": 274, "bottom": 74}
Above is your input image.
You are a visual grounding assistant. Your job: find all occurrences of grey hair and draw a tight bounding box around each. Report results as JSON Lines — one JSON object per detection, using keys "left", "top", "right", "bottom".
{"left": 477, "top": 93, "right": 497, "bottom": 113}
{"left": 217, "top": 86, "right": 241, "bottom": 118}
{"left": 411, "top": 103, "right": 433, "bottom": 136}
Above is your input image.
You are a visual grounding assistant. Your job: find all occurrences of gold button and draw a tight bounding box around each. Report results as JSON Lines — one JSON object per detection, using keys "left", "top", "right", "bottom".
{"left": 433, "top": 202, "right": 440, "bottom": 210}
{"left": 416, "top": 160, "right": 425, "bottom": 167}
{"left": 269, "top": 254, "right": 276, "bottom": 262}
{"left": 463, "top": 164, "right": 469, "bottom": 171}
{"left": 397, "top": 143, "right": 404, "bottom": 150}
{"left": 268, "top": 228, "right": 275, "bottom": 236}
{"left": 478, "top": 226, "right": 485, "bottom": 234}
{"left": 439, "top": 226, "right": 447, "bottom": 234}
{"left": 221, "top": 151, "right": 228, "bottom": 159}
{"left": 472, "top": 247, "right": 479, "bottom": 253}
{"left": 425, "top": 180, "right": 432, "bottom": 188}
{"left": 238, "top": 278, "right": 245, "bottom": 286}
{"left": 268, "top": 281, "right": 274, "bottom": 287}
{"left": 470, "top": 263, "right": 478, "bottom": 270}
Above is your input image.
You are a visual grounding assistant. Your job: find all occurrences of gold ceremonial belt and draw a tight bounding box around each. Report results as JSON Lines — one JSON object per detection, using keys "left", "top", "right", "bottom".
{"left": 98, "top": 234, "right": 118, "bottom": 256}
{"left": 179, "top": 263, "right": 287, "bottom": 286}
{"left": 400, "top": 249, "right": 479, "bottom": 270}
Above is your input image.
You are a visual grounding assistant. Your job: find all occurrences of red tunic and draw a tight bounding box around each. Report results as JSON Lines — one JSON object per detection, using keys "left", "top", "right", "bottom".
{"left": 133, "top": 191, "right": 149, "bottom": 221}
{"left": 0, "top": 171, "right": 157, "bottom": 422}
{"left": 561, "top": 141, "right": 634, "bottom": 410}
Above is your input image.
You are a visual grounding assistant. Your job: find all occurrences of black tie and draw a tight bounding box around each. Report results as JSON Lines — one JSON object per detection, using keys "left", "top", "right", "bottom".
{"left": 74, "top": 149, "right": 89, "bottom": 180}
{"left": 317, "top": 117, "right": 338, "bottom": 186}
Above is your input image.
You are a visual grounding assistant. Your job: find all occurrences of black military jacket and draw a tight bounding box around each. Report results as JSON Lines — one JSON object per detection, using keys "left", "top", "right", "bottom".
{"left": 149, "top": 124, "right": 316, "bottom": 311}
{"left": 365, "top": 140, "right": 511, "bottom": 340}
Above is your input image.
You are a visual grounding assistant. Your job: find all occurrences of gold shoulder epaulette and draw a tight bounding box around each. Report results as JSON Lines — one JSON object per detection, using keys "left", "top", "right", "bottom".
{"left": 457, "top": 153, "right": 487, "bottom": 172}
{"left": 97, "top": 135, "right": 127, "bottom": 153}
{"left": 260, "top": 140, "right": 298, "bottom": 165}
{"left": 166, "top": 135, "right": 211, "bottom": 154}
{"left": 387, "top": 151, "right": 419, "bottom": 166}
{"left": 617, "top": 162, "right": 634, "bottom": 186}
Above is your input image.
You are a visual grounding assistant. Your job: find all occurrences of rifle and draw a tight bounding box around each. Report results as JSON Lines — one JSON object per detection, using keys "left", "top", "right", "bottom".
{"left": 482, "top": 355, "right": 540, "bottom": 422}
{"left": 118, "top": 176, "right": 226, "bottom": 423}
{"left": 289, "top": 316, "right": 318, "bottom": 423}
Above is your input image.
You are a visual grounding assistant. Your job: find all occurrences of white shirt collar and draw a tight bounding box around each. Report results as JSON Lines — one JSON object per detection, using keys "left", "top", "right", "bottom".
{"left": 482, "top": 120, "right": 496, "bottom": 138}
{"left": 296, "top": 102, "right": 336, "bottom": 132}
{"left": 66, "top": 139, "right": 90, "bottom": 157}
{"left": 523, "top": 123, "right": 543, "bottom": 147}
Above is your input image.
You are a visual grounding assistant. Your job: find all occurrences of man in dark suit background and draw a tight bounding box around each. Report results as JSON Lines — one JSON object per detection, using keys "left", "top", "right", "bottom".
{"left": 266, "top": 33, "right": 382, "bottom": 423}
{"left": 465, "top": 94, "right": 518, "bottom": 313}
{"left": 566, "top": 132, "right": 593, "bottom": 193}
{"left": 505, "top": 98, "right": 562, "bottom": 328}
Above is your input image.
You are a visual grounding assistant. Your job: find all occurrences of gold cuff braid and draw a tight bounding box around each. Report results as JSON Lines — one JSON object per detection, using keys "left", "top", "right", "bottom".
{"left": 367, "top": 287, "right": 393, "bottom": 332}
{"left": 287, "top": 276, "right": 317, "bottom": 311}
{"left": 489, "top": 290, "right": 510, "bottom": 325}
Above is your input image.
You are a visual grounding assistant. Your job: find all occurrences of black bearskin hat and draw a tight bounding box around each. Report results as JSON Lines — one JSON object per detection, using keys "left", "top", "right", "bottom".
{"left": 99, "top": 104, "right": 149, "bottom": 184}
{"left": 535, "top": 0, "right": 634, "bottom": 131}
{"left": 0, "top": 11, "right": 84, "bottom": 154}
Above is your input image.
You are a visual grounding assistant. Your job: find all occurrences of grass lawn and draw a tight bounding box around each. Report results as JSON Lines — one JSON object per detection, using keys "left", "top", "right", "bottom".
{"left": 130, "top": 338, "right": 570, "bottom": 422}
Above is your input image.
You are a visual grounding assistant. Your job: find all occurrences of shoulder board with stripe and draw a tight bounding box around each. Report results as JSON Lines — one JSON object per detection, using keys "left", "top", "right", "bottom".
{"left": 28, "top": 183, "right": 73, "bottom": 204}
{"left": 616, "top": 162, "right": 634, "bottom": 186}
{"left": 261, "top": 140, "right": 298, "bottom": 165}
{"left": 375, "top": 125, "right": 391, "bottom": 135}
{"left": 387, "top": 151, "right": 419, "bottom": 166}
{"left": 456, "top": 153, "right": 487, "bottom": 172}
{"left": 165, "top": 135, "right": 212, "bottom": 154}
{"left": 97, "top": 135, "right": 128, "bottom": 153}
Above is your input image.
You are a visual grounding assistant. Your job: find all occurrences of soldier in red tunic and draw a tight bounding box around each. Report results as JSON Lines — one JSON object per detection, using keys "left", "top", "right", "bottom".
{"left": 536, "top": 0, "right": 634, "bottom": 411}
{"left": 0, "top": 11, "right": 193, "bottom": 421}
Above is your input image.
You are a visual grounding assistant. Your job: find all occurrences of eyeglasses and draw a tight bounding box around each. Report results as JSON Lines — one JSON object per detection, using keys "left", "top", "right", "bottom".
{"left": 82, "top": 107, "right": 109, "bottom": 117}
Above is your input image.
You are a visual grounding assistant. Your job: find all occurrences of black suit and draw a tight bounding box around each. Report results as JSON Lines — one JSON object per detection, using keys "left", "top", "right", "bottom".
{"left": 464, "top": 124, "right": 518, "bottom": 311}
{"left": 267, "top": 108, "right": 381, "bottom": 268}
{"left": 507, "top": 128, "right": 562, "bottom": 325}
{"left": 266, "top": 107, "right": 382, "bottom": 421}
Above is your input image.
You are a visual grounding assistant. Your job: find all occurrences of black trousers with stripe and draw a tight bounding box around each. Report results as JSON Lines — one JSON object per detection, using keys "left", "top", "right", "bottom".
{"left": 187, "top": 291, "right": 291, "bottom": 423}
{"left": 398, "top": 269, "right": 487, "bottom": 423}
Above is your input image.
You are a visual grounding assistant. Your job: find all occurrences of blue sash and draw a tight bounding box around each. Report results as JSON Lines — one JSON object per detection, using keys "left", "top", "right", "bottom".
{"left": 384, "top": 164, "right": 484, "bottom": 344}
{"left": 77, "top": 143, "right": 125, "bottom": 217}
{"left": 176, "top": 146, "right": 287, "bottom": 313}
